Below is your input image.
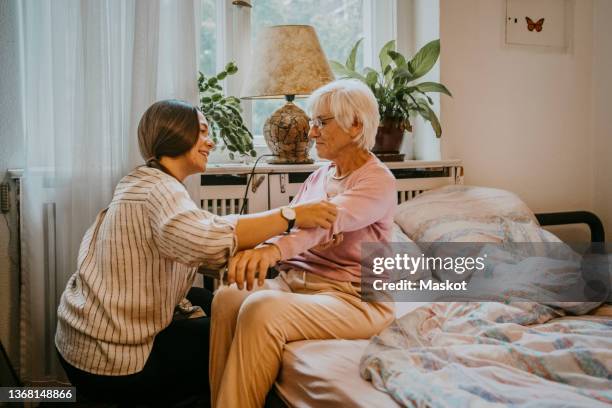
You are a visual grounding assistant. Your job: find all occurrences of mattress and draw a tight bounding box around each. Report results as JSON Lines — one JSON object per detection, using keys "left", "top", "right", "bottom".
{"left": 273, "top": 303, "right": 424, "bottom": 408}
{"left": 274, "top": 339, "right": 399, "bottom": 408}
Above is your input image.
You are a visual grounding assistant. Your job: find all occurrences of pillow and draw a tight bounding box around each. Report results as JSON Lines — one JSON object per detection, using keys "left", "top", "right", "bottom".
{"left": 394, "top": 185, "right": 556, "bottom": 243}
{"left": 393, "top": 186, "right": 605, "bottom": 314}
{"left": 390, "top": 224, "right": 431, "bottom": 282}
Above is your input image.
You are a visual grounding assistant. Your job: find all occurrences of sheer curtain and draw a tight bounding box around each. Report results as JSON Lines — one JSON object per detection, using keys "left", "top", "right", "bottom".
{"left": 18, "top": 0, "right": 199, "bottom": 382}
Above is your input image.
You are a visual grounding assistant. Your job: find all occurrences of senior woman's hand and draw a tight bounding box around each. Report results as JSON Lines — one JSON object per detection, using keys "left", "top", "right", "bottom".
{"left": 228, "top": 244, "right": 281, "bottom": 290}
{"left": 293, "top": 200, "right": 338, "bottom": 229}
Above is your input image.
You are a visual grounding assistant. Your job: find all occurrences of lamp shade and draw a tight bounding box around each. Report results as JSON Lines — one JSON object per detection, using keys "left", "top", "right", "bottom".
{"left": 240, "top": 25, "right": 334, "bottom": 99}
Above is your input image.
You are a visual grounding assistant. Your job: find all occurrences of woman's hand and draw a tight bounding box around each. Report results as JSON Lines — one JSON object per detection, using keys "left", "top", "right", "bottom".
{"left": 227, "top": 244, "right": 281, "bottom": 290}
{"left": 293, "top": 200, "right": 338, "bottom": 229}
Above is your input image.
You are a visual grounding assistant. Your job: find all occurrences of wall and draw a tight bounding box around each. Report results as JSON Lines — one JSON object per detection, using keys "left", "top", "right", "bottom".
{"left": 591, "top": 0, "right": 612, "bottom": 241}
{"left": 0, "top": 0, "right": 25, "bottom": 374}
{"left": 440, "top": 0, "right": 599, "bottom": 241}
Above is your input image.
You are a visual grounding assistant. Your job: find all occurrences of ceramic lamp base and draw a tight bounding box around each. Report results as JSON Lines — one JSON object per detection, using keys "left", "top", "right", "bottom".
{"left": 263, "top": 101, "right": 314, "bottom": 164}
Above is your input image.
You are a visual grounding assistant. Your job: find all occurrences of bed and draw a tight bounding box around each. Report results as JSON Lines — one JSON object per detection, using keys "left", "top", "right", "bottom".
{"left": 270, "top": 304, "right": 612, "bottom": 408}
{"left": 265, "top": 186, "right": 611, "bottom": 408}
{"left": 270, "top": 304, "right": 421, "bottom": 408}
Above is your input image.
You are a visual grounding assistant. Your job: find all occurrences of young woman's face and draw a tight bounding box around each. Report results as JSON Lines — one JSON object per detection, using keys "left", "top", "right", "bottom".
{"left": 184, "top": 111, "right": 215, "bottom": 174}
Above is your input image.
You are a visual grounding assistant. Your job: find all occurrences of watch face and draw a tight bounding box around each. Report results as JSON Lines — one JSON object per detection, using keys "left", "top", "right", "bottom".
{"left": 282, "top": 207, "right": 296, "bottom": 220}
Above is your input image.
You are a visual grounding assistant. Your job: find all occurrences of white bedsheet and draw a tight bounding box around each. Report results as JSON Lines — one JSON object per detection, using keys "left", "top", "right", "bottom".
{"left": 274, "top": 303, "right": 424, "bottom": 407}
{"left": 275, "top": 339, "right": 399, "bottom": 408}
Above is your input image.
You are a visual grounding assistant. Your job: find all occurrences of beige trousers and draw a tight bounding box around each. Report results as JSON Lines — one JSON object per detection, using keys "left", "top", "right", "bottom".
{"left": 209, "top": 270, "right": 395, "bottom": 408}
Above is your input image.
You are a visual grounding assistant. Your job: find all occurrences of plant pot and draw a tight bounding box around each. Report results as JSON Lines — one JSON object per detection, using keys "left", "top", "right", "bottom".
{"left": 373, "top": 120, "right": 405, "bottom": 161}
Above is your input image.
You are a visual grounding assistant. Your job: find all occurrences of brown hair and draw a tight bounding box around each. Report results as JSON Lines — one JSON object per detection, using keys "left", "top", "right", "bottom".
{"left": 137, "top": 99, "right": 200, "bottom": 172}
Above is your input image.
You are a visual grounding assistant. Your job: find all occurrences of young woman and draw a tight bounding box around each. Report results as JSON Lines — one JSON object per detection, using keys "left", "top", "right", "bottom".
{"left": 54, "top": 99, "right": 337, "bottom": 405}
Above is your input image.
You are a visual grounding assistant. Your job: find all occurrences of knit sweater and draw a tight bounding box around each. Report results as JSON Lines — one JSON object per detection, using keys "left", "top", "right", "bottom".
{"left": 268, "top": 154, "right": 396, "bottom": 283}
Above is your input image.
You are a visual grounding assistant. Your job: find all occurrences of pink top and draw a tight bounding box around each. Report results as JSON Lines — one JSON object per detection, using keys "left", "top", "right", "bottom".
{"left": 268, "top": 154, "right": 397, "bottom": 283}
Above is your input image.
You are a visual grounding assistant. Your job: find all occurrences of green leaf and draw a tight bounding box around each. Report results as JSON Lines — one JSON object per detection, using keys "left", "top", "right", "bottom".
{"left": 329, "top": 60, "right": 366, "bottom": 81}
{"left": 229, "top": 152, "right": 235, "bottom": 160}
{"left": 329, "top": 61, "right": 350, "bottom": 77}
{"left": 417, "top": 100, "right": 442, "bottom": 138}
{"left": 383, "top": 65, "right": 392, "bottom": 77}
{"left": 415, "top": 81, "right": 452, "bottom": 96}
{"left": 207, "top": 77, "right": 218, "bottom": 86}
{"left": 345, "top": 38, "right": 363, "bottom": 71}
{"left": 226, "top": 96, "right": 241, "bottom": 106}
{"left": 408, "top": 39, "right": 440, "bottom": 80}
{"left": 387, "top": 50, "right": 407, "bottom": 68}
{"left": 225, "top": 105, "right": 242, "bottom": 117}
{"left": 379, "top": 40, "right": 396, "bottom": 75}
{"left": 211, "top": 93, "right": 222, "bottom": 102}
{"left": 392, "top": 67, "right": 412, "bottom": 82}
{"left": 225, "top": 62, "right": 238, "bottom": 74}
{"left": 365, "top": 70, "right": 378, "bottom": 87}
{"left": 420, "top": 92, "right": 434, "bottom": 105}
{"left": 250, "top": 149, "right": 257, "bottom": 157}
{"left": 216, "top": 71, "right": 227, "bottom": 80}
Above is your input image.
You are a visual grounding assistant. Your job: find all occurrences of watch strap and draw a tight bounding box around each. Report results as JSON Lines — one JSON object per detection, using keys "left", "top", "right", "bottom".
{"left": 286, "top": 217, "right": 295, "bottom": 234}
{"left": 281, "top": 206, "right": 295, "bottom": 234}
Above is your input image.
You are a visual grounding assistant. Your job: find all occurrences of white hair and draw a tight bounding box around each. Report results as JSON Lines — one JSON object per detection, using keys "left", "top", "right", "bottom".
{"left": 306, "top": 79, "right": 380, "bottom": 151}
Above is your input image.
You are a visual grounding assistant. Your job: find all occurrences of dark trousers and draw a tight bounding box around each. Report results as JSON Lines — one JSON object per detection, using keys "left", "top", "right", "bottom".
{"left": 57, "top": 287, "right": 213, "bottom": 407}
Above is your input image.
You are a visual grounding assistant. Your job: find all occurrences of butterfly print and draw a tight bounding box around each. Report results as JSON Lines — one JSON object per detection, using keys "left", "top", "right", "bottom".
{"left": 526, "top": 17, "right": 545, "bottom": 32}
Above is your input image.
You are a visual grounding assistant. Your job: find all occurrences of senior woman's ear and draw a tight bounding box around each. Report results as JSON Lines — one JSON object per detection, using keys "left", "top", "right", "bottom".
{"left": 350, "top": 118, "right": 363, "bottom": 138}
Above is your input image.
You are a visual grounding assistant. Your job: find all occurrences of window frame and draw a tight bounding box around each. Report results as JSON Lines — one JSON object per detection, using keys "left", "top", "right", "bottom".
{"left": 206, "top": 0, "right": 407, "bottom": 159}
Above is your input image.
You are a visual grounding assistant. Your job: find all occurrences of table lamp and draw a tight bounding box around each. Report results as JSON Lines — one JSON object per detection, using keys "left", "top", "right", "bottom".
{"left": 240, "top": 25, "right": 333, "bottom": 164}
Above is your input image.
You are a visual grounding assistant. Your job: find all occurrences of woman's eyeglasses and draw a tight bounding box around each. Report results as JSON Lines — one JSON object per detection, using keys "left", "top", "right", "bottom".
{"left": 308, "top": 116, "right": 335, "bottom": 129}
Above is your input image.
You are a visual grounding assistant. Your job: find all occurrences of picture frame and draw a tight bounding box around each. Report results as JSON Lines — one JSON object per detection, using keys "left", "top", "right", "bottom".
{"left": 505, "top": 0, "right": 571, "bottom": 50}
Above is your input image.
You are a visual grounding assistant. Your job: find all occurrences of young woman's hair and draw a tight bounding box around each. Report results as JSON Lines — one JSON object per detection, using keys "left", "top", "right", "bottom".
{"left": 137, "top": 99, "right": 200, "bottom": 172}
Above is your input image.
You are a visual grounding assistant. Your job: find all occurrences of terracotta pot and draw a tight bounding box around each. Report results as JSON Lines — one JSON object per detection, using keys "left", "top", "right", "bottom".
{"left": 373, "top": 120, "right": 404, "bottom": 154}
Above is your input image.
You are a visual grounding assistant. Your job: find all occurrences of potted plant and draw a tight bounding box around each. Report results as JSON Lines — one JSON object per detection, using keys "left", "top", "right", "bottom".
{"left": 330, "top": 39, "right": 451, "bottom": 160}
{"left": 198, "top": 62, "right": 256, "bottom": 160}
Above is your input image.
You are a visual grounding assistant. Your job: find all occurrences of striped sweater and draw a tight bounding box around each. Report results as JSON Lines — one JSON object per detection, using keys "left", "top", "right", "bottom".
{"left": 55, "top": 166, "right": 237, "bottom": 376}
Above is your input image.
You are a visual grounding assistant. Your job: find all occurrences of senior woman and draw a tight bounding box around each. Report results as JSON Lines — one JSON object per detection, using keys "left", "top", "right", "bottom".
{"left": 54, "top": 99, "right": 337, "bottom": 405}
{"left": 210, "top": 79, "right": 397, "bottom": 408}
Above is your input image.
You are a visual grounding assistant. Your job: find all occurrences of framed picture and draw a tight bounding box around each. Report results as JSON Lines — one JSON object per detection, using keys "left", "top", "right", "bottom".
{"left": 505, "top": 0, "right": 569, "bottom": 49}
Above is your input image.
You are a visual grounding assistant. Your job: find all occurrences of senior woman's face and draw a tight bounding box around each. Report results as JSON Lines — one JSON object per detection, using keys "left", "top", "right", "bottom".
{"left": 184, "top": 111, "right": 214, "bottom": 174}
{"left": 308, "top": 109, "right": 359, "bottom": 160}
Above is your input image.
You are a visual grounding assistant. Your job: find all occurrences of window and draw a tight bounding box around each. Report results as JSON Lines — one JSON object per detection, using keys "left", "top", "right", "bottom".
{"left": 200, "top": 0, "right": 218, "bottom": 77}
{"left": 249, "top": 0, "right": 365, "bottom": 136}
{"left": 199, "top": 0, "right": 439, "bottom": 161}
{"left": 200, "top": 0, "right": 392, "bottom": 137}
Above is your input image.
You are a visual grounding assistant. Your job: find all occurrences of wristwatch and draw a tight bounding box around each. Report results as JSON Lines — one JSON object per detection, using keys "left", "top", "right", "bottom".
{"left": 280, "top": 206, "right": 296, "bottom": 234}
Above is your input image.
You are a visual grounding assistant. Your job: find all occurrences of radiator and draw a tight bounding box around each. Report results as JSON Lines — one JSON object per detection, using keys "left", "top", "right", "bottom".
{"left": 199, "top": 173, "right": 269, "bottom": 216}
{"left": 200, "top": 162, "right": 464, "bottom": 215}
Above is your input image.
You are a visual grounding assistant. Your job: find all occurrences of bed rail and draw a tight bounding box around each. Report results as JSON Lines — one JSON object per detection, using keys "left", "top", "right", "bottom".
{"left": 535, "top": 211, "right": 605, "bottom": 243}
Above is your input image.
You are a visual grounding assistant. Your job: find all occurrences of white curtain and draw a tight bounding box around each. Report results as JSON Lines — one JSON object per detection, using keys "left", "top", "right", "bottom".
{"left": 18, "top": 0, "right": 200, "bottom": 382}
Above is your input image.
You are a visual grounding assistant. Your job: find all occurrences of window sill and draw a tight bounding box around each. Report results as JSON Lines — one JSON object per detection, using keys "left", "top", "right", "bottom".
{"left": 207, "top": 142, "right": 270, "bottom": 165}
{"left": 208, "top": 136, "right": 321, "bottom": 166}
